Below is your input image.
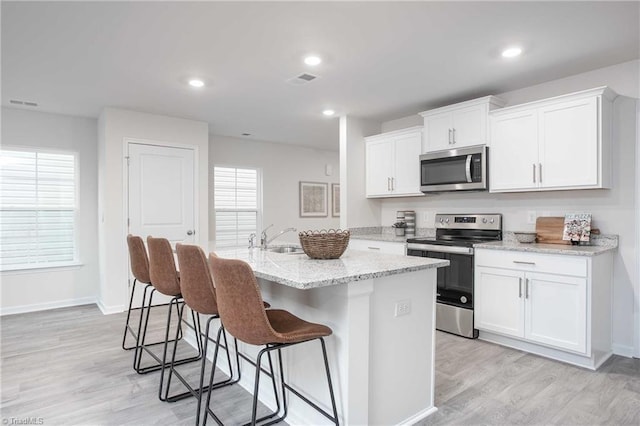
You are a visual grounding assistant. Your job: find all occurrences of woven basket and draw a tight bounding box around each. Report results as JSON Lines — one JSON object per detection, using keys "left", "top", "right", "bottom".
{"left": 298, "top": 229, "right": 351, "bottom": 259}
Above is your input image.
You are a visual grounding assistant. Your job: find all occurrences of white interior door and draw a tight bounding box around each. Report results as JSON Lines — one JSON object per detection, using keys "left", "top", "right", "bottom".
{"left": 128, "top": 142, "right": 196, "bottom": 245}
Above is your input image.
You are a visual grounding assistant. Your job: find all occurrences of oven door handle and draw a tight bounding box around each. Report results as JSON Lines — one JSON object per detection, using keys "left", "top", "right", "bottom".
{"left": 407, "top": 243, "right": 474, "bottom": 255}
{"left": 465, "top": 155, "right": 473, "bottom": 183}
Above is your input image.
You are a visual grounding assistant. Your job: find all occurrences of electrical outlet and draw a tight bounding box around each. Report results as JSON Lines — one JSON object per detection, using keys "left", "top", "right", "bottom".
{"left": 394, "top": 300, "right": 411, "bottom": 317}
{"left": 422, "top": 212, "right": 432, "bottom": 226}
{"left": 527, "top": 211, "right": 537, "bottom": 224}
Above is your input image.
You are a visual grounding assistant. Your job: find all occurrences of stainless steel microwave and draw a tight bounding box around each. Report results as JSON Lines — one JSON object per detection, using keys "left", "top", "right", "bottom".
{"left": 420, "top": 145, "right": 488, "bottom": 193}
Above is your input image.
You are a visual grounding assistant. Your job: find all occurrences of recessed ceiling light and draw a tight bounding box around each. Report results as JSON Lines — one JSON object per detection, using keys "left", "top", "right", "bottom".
{"left": 322, "top": 109, "right": 335, "bottom": 116}
{"left": 188, "top": 79, "right": 205, "bottom": 88}
{"left": 502, "top": 47, "right": 522, "bottom": 58}
{"left": 304, "top": 55, "right": 322, "bottom": 66}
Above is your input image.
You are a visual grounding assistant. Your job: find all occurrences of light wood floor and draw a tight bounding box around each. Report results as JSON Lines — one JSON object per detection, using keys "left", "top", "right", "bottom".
{"left": 419, "top": 331, "right": 640, "bottom": 426}
{"left": 2, "top": 304, "right": 639, "bottom": 425}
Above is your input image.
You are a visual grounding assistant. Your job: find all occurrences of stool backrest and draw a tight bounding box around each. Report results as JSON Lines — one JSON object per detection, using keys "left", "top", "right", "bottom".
{"left": 127, "top": 234, "right": 150, "bottom": 284}
{"left": 175, "top": 244, "right": 219, "bottom": 315}
{"left": 147, "top": 236, "right": 181, "bottom": 297}
{"left": 208, "top": 254, "right": 276, "bottom": 345}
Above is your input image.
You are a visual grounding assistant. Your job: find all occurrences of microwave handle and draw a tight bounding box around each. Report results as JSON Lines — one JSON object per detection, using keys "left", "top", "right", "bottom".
{"left": 465, "top": 155, "right": 472, "bottom": 183}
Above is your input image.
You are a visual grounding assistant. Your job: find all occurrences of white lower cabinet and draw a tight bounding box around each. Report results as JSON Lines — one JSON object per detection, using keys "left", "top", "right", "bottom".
{"left": 475, "top": 248, "right": 612, "bottom": 370}
{"left": 476, "top": 267, "right": 586, "bottom": 353}
{"left": 348, "top": 239, "right": 406, "bottom": 255}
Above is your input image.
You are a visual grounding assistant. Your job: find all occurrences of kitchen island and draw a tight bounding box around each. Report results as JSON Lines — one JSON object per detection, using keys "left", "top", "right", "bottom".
{"left": 214, "top": 247, "right": 448, "bottom": 426}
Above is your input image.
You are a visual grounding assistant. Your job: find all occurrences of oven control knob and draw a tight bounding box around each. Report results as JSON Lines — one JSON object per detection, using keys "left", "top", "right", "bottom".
{"left": 482, "top": 218, "right": 487, "bottom": 223}
{"left": 490, "top": 218, "right": 495, "bottom": 223}
{"left": 445, "top": 218, "right": 449, "bottom": 223}
{"left": 460, "top": 296, "right": 468, "bottom": 304}
{"left": 439, "top": 218, "right": 444, "bottom": 223}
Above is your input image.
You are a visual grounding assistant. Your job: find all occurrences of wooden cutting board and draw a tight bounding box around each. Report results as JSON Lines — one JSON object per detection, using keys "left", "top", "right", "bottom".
{"left": 535, "top": 217, "right": 570, "bottom": 245}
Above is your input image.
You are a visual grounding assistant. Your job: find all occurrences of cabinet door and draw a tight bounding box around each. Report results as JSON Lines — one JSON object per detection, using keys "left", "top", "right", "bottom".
{"left": 475, "top": 267, "right": 525, "bottom": 338}
{"left": 525, "top": 272, "right": 587, "bottom": 354}
{"left": 424, "top": 112, "right": 452, "bottom": 152}
{"left": 392, "top": 132, "right": 422, "bottom": 195}
{"left": 538, "top": 97, "right": 598, "bottom": 189}
{"left": 451, "top": 104, "right": 486, "bottom": 147}
{"left": 489, "top": 110, "right": 539, "bottom": 192}
{"left": 366, "top": 139, "right": 394, "bottom": 197}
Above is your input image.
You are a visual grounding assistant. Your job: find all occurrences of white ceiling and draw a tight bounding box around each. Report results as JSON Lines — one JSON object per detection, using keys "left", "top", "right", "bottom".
{"left": 2, "top": 1, "right": 639, "bottom": 150}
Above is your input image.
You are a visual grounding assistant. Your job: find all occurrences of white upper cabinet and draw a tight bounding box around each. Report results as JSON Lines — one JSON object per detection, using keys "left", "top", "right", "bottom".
{"left": 365, "top": 126, "right": 423, "bottom": 198}
{"left": 489, "top": 87, "right": 615, "bottom": 193}
{"left": 420, "top": 96, "right": 505, "bottom": 152}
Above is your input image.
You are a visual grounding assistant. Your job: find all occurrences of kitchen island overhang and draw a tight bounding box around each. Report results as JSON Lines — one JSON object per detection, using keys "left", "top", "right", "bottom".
{"left": 213, "top": 247, "right": 449, "bottom": 425}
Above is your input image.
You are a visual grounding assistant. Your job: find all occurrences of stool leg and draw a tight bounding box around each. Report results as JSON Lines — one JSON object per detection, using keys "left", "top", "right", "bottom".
{"left": 250, "top": 348, "right": 266, "bottom": 425}
{"left": 133, "top": 287, "right": 155, "bottom": 372}
{"left": 320, "top": 337, "right": 340, "bottom": 425}
{"left": 158, "top": 296, "right": 181, "bottom": 400}
{"left": 203, "top": 327, "right": 225, "bottom": 426}
{"left": 122, "top": 278, "right": 139, "bottom": 350}
{"left": 195, "top": 320, "right": 220, "bottom": 425}
{"left": 159, "top": 299, "right": 186, "bottom": 401}
{"left": 276, "top": 347, "right": 288, "bottom": 422}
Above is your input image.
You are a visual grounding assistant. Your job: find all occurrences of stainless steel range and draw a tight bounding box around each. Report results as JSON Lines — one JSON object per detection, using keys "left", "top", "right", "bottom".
{"left": 406, "top": 213, "right": 502, "bottom": 338}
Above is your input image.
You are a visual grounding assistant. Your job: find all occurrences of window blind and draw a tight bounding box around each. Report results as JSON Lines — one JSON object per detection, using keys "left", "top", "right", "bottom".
{"left": 214, "top": 166, "right": 259, "bottom": 249}
{"left": 0, "top": 149, "right": 77, "bottom": 270}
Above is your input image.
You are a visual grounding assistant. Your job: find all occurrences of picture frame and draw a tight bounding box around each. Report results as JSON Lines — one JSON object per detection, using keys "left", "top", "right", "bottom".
{"left": 299, "top": 181, "right": 328, "bottom": 217}
{"left": 332, "top": 183, "right": 340, "bottom": 217}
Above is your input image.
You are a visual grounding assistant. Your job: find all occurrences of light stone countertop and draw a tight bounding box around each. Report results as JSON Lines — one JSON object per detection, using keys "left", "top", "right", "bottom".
{"left": 350, "top": 233, "right": 408, "bottom": 243}
{"left": 349, "top": 226, "right": 435, "bottom": 243}
{"left": 474, "top": 240, "right": 617, "bottom": 256}
{"left": 215, "top": 247, "right": 449, "bottom": 290}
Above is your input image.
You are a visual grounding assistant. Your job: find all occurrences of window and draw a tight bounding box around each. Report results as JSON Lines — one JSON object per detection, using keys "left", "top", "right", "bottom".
{"left": 0, "top": 148, "right": 78, "bottom": 271}
{"left": 214, "top": 166, "right": 261, "bottom": 249}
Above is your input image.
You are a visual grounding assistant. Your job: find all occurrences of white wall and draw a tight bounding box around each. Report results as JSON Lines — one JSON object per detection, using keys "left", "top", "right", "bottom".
{"left": 339, "top": 116, "right": 382, "bottom": 229}
{"left": 1, "top": 108, "right": 99, "bottom": 314}
{"left": 382, "top": 59, "right": 640, "bottom": 133}
{"left": 209, "top": 135, "right": 340, "bottom": 247}
{"left": 376, "top": 59, "right": 640, "bottom": 356}
{"left": 97, "top": 108, "right": 209, "bottom": 313}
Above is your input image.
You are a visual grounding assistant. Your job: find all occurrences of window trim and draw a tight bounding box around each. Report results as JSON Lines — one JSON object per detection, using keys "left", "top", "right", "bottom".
{"left": 213, "top": 164, "right": 263, "bottom": 249}
{"left": 0, "top": 146, "right": 80, "bottom": 272}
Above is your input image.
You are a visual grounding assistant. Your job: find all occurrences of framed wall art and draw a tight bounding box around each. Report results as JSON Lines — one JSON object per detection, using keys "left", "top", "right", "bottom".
{"left": 332, "top": 183, "right": 340, "bottom": 217}
{"left": 299, "top": 181, "right": 328, "bottom": 217}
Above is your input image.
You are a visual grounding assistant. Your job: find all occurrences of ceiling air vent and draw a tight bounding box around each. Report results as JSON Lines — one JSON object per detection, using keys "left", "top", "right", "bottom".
{"left": 286, "top": 73, "right": 319, "bottom": 86}
{"left": 9, "top": 99, "right": 38, "bottom": 107}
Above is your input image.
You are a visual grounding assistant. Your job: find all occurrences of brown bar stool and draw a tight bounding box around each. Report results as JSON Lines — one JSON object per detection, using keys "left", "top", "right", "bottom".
{"left": 206, "top": 255, "right": 339, "bottom": 426}
{"left": 123, "top": 235, "right": 181, "bottom": 352}
{"left": 135, "top": 236, "right": 202, "bottom": 384}
{"left": 163, "top": 243, "right": 239, "bottom": 422}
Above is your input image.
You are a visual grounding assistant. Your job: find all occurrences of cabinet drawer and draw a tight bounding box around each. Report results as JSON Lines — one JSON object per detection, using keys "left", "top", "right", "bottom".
{"left": 475, "top": 249, "right": 587, "bottom": 277}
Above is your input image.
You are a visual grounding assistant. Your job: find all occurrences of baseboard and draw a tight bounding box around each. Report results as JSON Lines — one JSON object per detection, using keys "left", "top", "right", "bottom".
{"left": 612, "top": 343, "right": 635, "bottom": 358}
{"left": 0, "top": 297, "right": 96, "bottom": 316}
{"left": 397, "top": 406, "right": 438, "bottom": 426}
{"left": 96, "top": 300, "right": 125, "bottom": 315}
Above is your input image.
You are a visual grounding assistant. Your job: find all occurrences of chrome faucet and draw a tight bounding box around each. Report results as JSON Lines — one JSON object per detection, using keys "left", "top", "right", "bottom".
{"left": 260, "top": 225, "right": 297, "bottom": 249}
{"left": 260, "top": 224, "right": 273, "bottom": 249}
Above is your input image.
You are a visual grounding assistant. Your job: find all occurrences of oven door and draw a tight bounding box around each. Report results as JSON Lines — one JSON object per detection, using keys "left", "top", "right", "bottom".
{"left": 407, "top": 244, "right": 474, "bottom": 308}
{"left": 428, "top": 250, "right": 473, "bottom": 308}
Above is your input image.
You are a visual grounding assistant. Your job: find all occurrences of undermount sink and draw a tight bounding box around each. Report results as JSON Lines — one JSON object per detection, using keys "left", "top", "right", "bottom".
{"left": 267, "top": 245, "right": 305, "bottom": 254}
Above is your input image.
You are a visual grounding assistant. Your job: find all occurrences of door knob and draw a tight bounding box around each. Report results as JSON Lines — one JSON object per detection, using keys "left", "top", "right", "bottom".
{"left": 187, "top": 230, "right": 194, "bottom": 236}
